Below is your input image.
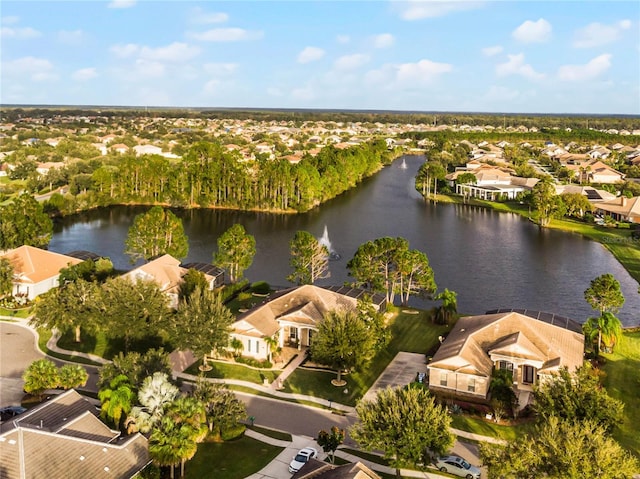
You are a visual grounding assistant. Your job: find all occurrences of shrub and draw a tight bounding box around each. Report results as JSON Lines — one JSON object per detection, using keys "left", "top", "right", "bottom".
{"left": 251, "top": 281, "right": 271, "bottom": 295}
{"left": 235, "top": 356, "right": 272, "bottom": 369}
{"left": 221, "top": 423, "right": 246, "bottom": 441}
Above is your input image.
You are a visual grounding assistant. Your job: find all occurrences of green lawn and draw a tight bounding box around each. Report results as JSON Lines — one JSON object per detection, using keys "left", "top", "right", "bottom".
{"left": 602, "top": 330, "right": 640, "bottom": 456}
{"left": 185, "top": 435, "right": 283, "bottom": 479}
{"left": 280, "top": 308, "right": 450, "bottom": 406}
{"left": 0, "top": 307, "right": 32, "bottom": 319}
{"left": 185, "top": 359, "right": 281, "bottom": 385}
{"left": 450, "top": 414, "right": 534, "bottom": 442}
{"left": 56, "top": 329, "right": 171, "bottom": 359}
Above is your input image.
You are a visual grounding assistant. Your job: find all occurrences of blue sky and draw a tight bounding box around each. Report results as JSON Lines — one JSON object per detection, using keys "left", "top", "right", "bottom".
{"left": 1, "top": 1, "right": 639, "bottom": 114}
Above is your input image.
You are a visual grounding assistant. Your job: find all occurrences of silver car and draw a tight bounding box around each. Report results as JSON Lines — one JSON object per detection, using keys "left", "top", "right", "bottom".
{"left": 434, "top": 455, "right": 481, "bottom": 479}
{"left": 288, "top": 446, "right": 318, "bottom": 473}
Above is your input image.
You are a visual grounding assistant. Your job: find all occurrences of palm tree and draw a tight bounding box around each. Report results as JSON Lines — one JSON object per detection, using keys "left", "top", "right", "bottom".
{"left": 98, "top": 374, "right": 135, "bottom": 430}
{"left": 149, "top": 416, "right": 198, "bottom": 479}
{"left": 126, "top": 372, "right": 179, "bottom": 433}
{"left": 435, "top": 289, "right": 458, "bottom": 325}
{"left": 583, "top": 312, "right": 623, "bottom": 356}
{"left": 264, "top": 334, "right": 280, "bottom": 363}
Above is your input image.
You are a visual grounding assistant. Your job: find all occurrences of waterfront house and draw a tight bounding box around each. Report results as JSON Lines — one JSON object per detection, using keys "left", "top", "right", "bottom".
{"left": 594, "top": 196, "right": 640, "bottom": 224}
{"left": 0, "top": 389, "right": 150, "bottom": 479}
{"left": 121, "top": 255, "right": 224, "bottom": 308}
{"left": 230, "top": 284, "right": 385, "bottom": 361}
{"left": 427, "top": 310, "right": 584, "bottom": 408}
{"left": 0, "top": 245, "right": 82, "bottom": 300}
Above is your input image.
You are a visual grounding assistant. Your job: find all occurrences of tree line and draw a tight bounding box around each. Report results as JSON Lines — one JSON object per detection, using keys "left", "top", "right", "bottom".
{"left": 29, "top": 139, "right": 393, "bottom": 216}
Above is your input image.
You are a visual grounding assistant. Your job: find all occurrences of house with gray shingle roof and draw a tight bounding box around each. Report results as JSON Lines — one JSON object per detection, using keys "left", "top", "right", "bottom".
{"left": 427, "top": 311, "right": 584, "bottom": 409}
{"left": 0, "top": 389, "right": 150, "bottom": 479}
{"left": 230, "top": 284, "right": 385, "bottom": 361}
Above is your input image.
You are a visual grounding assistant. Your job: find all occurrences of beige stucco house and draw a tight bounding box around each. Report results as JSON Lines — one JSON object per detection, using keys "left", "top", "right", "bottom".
{"left": 0, "top": 245, "right": 82, "bottom": 300}
{"left": 428, "top": 310, "right": 584, "bottom": 408}
{"left": 230, "top": 284, "right": 385, "bottom": 361}
{"left": 121, "top": 255, "right": 224, "bottom": 308}
{"left": 595, "top": 196, "right": 640, "bottom": 224}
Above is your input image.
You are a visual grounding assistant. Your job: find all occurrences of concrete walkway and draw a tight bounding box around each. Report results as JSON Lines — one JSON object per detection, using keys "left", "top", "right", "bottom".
{"left": 243, "top": 428, "right": 452, "bottom": 479}
{"left": 269, "top": 350, "right": 308, "bottom": 391}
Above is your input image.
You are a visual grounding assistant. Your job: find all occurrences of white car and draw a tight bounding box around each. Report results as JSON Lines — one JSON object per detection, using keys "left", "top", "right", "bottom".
{"left": 288, "top": 446, "right": 318, "bottom": 473}
{"left": 434, "top": 455, "right": 481, "bottom": 479}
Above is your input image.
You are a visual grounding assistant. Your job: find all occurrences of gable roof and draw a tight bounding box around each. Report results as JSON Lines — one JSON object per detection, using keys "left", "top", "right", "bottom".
{"left": 429, "top": 311, "right": 584, "bottom": 377}
{"left": 292, "top": 459, "right": 381, "bottom": 479}
{"left": 1, "top": 245, "right": 83, "bottom": 284}
{"left": 0, "top": 390, "right": 149, "bottom": 479}
{"left": 596, "top": 196, "right": 640, "bottom": 220}
{"left": 122, "top": 254, "right": 185, "bottom": 293}
{"left": 233, "top": 284, "right": 381, "bottom": 338}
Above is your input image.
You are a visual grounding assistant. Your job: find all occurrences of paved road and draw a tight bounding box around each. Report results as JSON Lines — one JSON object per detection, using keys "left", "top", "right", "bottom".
{"left": 1, "top": 321, "right": 482, "bottom": 472}
{"left": 0, "top": 322, "right": 44, "bottom": 407}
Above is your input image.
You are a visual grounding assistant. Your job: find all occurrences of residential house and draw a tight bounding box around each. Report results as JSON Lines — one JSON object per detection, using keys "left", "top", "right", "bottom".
{"left": 427, "top": 310, "right": 584, "bottom": 408}
{"left": 446, "top": 167, "right": 538, "bottom": 201}
{"left": 594, "top": 196, "right": 640, "bottom": 223}
{"left": 563, "top": 159, "right": 625, "bottom": 184}
{"left": 0, "top": 389, "right": 150, "bottom": 479}
{"left": 292, "top": 459, "right": 381, "bottom": 479}
{"left": 0, "top": 245, "right": 82, "bottom": 300}
{"left": 554, "top": 184, "right": 616, "bottom": 203}
{"left": 110, "top": 143, "right": 129, "bottom": 154}
{"left": 230, "top": 285, "right": 385, "bottom": 361}
{"left": 122, "top": 255, "right": 223, "bottom": 308}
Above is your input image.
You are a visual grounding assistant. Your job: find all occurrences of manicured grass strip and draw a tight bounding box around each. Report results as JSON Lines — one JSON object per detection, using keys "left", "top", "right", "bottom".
{"left": 185, "top": 359, "right": 281, "bottom": 385}
{"left": 185, "top": 435, "right": 283, "bottom": 479}
{"left": 56, "top": 329, "right": 170, "bottom": 360}
{"left": 36, "top": 328, "right": 104, "bottom": 366}
{"left": 281, "top": 309, "right": 450, "bottom": 406}
{"left": 602, "top": 330, "right": 640, "bottom": 457}
{"left": 0, "top": 307, "right": 32, "bottom": 319}
{"left": 247, "top": 424, "right": 292, "bottom": 442}
{"left": 450, "top": 414, "right": 534, "bottom": 442}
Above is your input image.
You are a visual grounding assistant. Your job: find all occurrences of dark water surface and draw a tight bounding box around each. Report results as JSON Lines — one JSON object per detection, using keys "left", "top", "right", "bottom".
{"left": 49, "top": 155, "right": 640, "bottom": 326}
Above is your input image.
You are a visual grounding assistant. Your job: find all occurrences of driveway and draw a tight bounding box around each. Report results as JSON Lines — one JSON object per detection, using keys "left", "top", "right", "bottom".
{"left": 0, "top": 322, "right": 44, "bottom": 407}
{"left": 362, "top": 351, "right": 427, "bottom": 401}
{"left": 246, "top": 434, "right": 322, "bottom": 479}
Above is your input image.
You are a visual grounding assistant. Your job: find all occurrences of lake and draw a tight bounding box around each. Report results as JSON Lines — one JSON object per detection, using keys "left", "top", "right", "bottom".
{"left": 48, "top": 155, "right": 640, "bottom": 326}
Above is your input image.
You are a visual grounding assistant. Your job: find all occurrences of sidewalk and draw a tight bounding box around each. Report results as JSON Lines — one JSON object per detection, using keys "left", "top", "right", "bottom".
{"left": 244, "top": 428, "right": 451, "bottom": 479}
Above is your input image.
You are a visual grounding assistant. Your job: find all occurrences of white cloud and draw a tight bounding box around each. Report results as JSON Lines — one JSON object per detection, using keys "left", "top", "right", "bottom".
{"left": 108, "top": 0, "right": 136, "bottom": 9}
{"left": 132, "top": 59, "right": 165, "bottom": 78}
{"left": 482, "top": 45, "right": 503, "bottom": 57}
{"left": 1, "top": 26, "right": 42, "bottom": 39}
{"left": 496, "top": 53, "right": 544, "bottom": 80}
{"left": 297, "top": 46, "right": 325, "bottom": 64}
{"left": 365, "top": 58, "right": 452, "bottom": 88}
{"left": 4, "top": 56, "right": 57, "bottom": 82}
{"left": 336, "top": 34, "right": 350, "bottom": 44}
{"left": 72, "top": 67, "right": 98, "bottom": 81}
{"left": 186, "top": 28, "right": 263, "bottom": 42}
{"left": 334, "top": 53, "right": 370, "bottom": 71}
{"left": 372, "top": 33, "right": 395, "bottom": 48}
{"left": 58, "top": 29, "right": 85, "bottom": 45}
{"left": 573, "top": 20, "right": 632, "bottom": 48}
{"left": 1, "top": 16, "right": 19, "bottom": 25}
{"left": 394, "top": 0, "right": 485, "bottom": 20}
{"left": 188, "top": 8, "right": 229, "bottom": 24}
{"left": 557, "top": 54, "right": 611, "bottom": 81}
{"left": 110, "top": 43, "right": 139, "bottom": 58}
{"left": 110, "top": 42, "right": 199, "bottom": 62}
{"left": 139, "top": 42, "right": 200, "bottom": 62}
{"left": 512, "top": 18, "right": 552, "bottom": 43}
{"left": 203, "top": 63, "right": 238, "bottom": 76}
{"left": 292, "top": 86, "right": 316, "bottom": 101}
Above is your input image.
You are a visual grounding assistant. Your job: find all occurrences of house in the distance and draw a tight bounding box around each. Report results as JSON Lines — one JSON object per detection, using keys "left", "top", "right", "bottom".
{"left": 230, "top": 284, "right": 385, "bottom": 361}
{"left": 427, "top": 310, "right": 584, "bottom": 408}
{"left": 121, "top": 255, "right": 224, "bottom": 308}
{"left": 594, "top": 196, "right": 640, "bottom": 224}
{"left": 0, "top": 245, "right": 82, "bottom": 300}
{"left": 0, "top": 389, "right": 150, "bottom": 479}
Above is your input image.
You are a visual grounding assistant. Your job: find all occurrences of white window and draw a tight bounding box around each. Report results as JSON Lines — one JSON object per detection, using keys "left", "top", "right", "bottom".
{"left": 468, "top": 378, "right": 476, "bottom": 393}
{"left": 523, "top": 365, "right": 535, "bottom": 384}
{"left": 440, "top": 372, "right": 448, "bottom": 387}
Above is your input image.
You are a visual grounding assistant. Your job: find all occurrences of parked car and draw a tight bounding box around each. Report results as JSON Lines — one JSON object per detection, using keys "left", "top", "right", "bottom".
{"left": 434, "top": 455, "right": 481, "bottom": 479}
{"left": 288, "top": 446, "right": 318, "bottom": 473}
{"left": 0, "top": 406, "right": 27, "bottom": 422}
